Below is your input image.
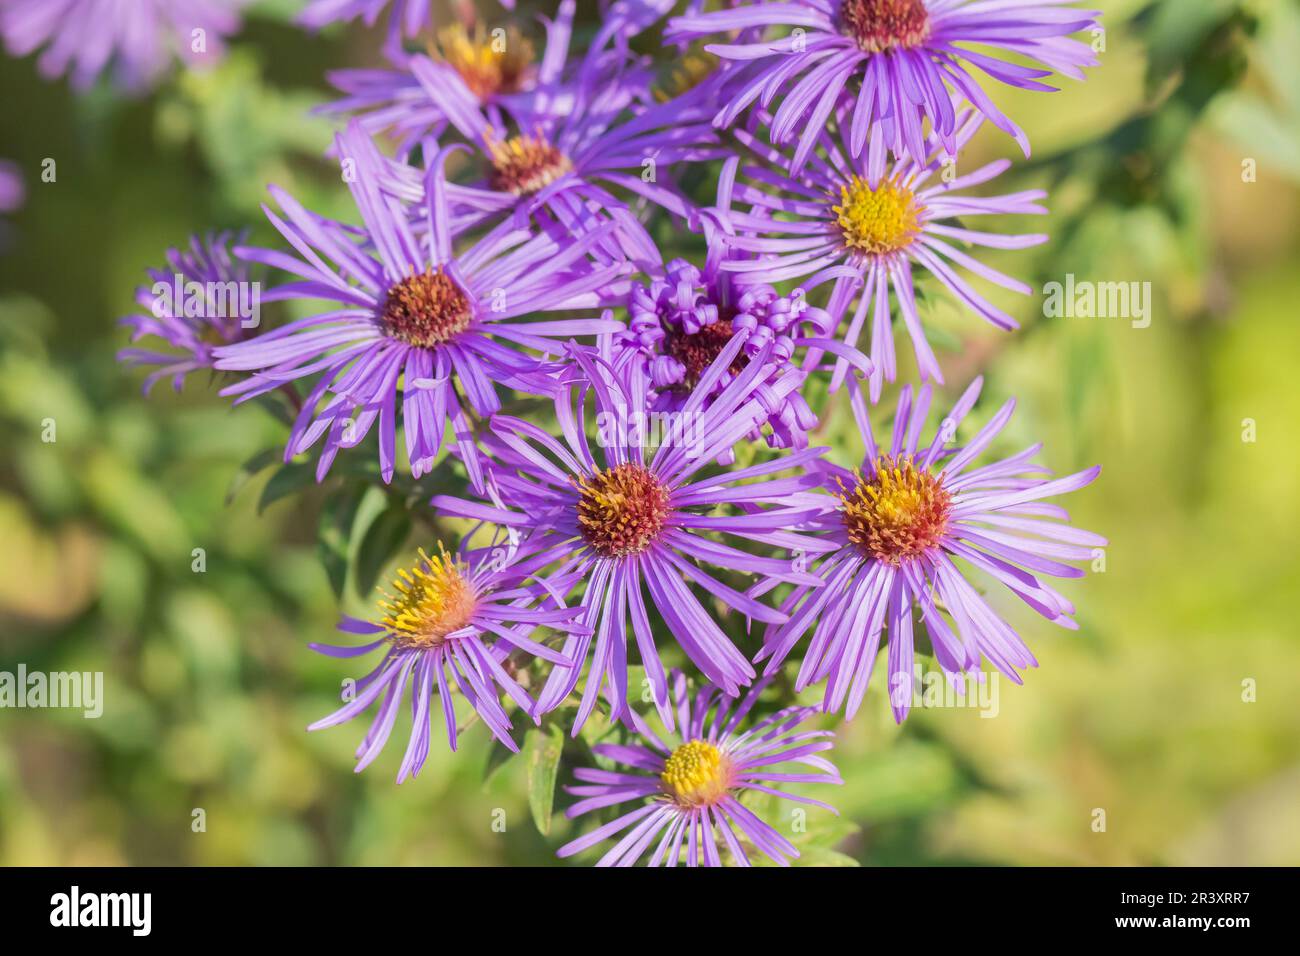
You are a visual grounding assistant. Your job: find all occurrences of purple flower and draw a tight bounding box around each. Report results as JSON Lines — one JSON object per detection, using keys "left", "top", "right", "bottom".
{"left": 0, "top": 159, "right": 22, "bottom": 213}
{"left": 308, "top": 538, "right": 588, "bottom": 779}
{"left": 433, "top": 337, "right": 831, "bottom": 732}
{"left": 212, "top": 122, "right": 624, "bottom": 487}
{"left": 717, "top": 108, "right": 1047, "bottom": 401}
{"left": 0, "top": 159, "right": 21, "bottom": 249}
{"left": 613, "top": 244, "right": 872, "bottom": 458}
{"left": 1, "top": 0, "right": 243, "bottom": 91}
{"left": 556, "top": 671, "right": 840, "bottom": 866}
{"left": 382, "top": 29, "right": 721, "bottom": 268}
{"left": 758, "top": 377, "right": 1105, "bottom": 722}
{"left": 321, "top": 0, "right": 591, "bottom": 159}
{"left": 666, "top": 0, "right": 1099, "bottom": 173}
{"left": 299, "top": 0, "right": 513, "bottom": 55}
{"left": 118, "top": 232, "right": 256, "bottom": 394}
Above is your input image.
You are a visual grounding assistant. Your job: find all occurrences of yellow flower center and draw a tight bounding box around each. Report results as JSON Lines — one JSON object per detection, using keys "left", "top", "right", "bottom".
{"left": 839, "top": 0, "right": 931, "bottom": 54}
{"left": 376, "top": 547, "right": 478, "bottom": 649}
{"left": 574, "top": 463, "right": 671, "bottom": 558}
{"left": 832, "top": 175, "right": 921, "bottom": 258}
{"left": 431, "top": 23, "right": 533, "bottom": 101}
{"left": 486, "top": 132, "right": 572, "bottom": 196}
{"left": 661, "top": 739, "right": 731, "bottom": 807}
{"left": 380, "top": 268, "right": 474, "bottom": 348}
{"left": 841, "top": 455, "right": 951, "bottom": 564}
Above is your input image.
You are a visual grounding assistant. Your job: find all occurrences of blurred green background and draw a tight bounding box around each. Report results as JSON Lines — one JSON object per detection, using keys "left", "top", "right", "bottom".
{"left": 1, "top": 0, "right": 1298, "bottom": 865}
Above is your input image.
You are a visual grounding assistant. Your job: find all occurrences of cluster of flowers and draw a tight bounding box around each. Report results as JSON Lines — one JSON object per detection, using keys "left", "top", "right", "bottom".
{"left": 8, "top": 0, "right": 1106, "bottom": 866}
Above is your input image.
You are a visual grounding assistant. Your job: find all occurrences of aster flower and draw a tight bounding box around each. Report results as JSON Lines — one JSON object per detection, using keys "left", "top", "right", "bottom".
{"left": 556, "top": 671, "right": 840, "bottom": 866}
{"left": 385, "top": 26, "right": 721, "bottom": 268}
{"left": 433, "top": 336, "right": 833, "bottom": 733}
{"left": 117, "top": 232, "right": 257, "bottom": 394}
{"left": 0, "top": 159, "right": 21, "bottom": 213}
{"left": 321, "top": 1, "right": 606, "bottom": 159}
{"left": 665, "top": 0, "right": 1100, "bottom": 174}
{"left": 757, "top": 377, "right": 1105, "bottom": 722}
{"left": 0, "top": 159, "right": 21, "bottom": 249}
{"left": 613, "top": 239, "right": 872, "bottom": 457}
{"left": 0, "top": 0, "right": 243, "bottom": 91}
{"left": 299, "top": 0, "right": 513, "bottom": 56}
{"left": 212, "top": 122, "right": 624, "bottom": 487}
{"left": 717, "top": 107, "right": 1047, "bottom": 401}
{"left": 308, "top": 537, "right": 589, "bottom": 779}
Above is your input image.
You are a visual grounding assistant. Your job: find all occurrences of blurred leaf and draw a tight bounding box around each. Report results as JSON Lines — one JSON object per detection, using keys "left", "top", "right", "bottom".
{"left": 316, "top": 483, "right": 365, "bottom": 599}
{"left": 350, "top": 487, "right": 412, "bottom": 599}
{"left": 257, "top": 460, "right": 314, "bottom": 513}
{"left": 226, "top": 447, "right": 281, "bottom": 505}
{"left": 524, "top": 724, "right": 565, "bottom": 836}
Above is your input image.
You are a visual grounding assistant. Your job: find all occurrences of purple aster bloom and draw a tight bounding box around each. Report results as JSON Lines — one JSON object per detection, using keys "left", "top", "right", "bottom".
{"left": 117, "top": 232, "right": 258, "bottom": 394}
{"left": 320, "top": 0, "right": 597, "bottom": 159}
{"left": 0, "top": 0, "right": 243, "bottom": 91}
{"left": 665, "top": 0, "right": 1100, "bottom": 173}
{"left": 299, "top": 0, "right": 513, "bottom": 56}
{"left": 212, "top": 121, "right": 624, "bottom": 487}
{"left": 717, "top": 107, "right": 1048, "bottom": 401}
{"left": 0, "top": 159, "right": 22, "bottom": 213}
{"left": 308, "top": 536, "right": 588, "bottom": 779}
{"left": 433, "top": 337, "right": 831, "bottom": 732}
{"left": 758, "top": 377, "right": 1105, "bottom": 722}
{"left": 0, "top": 159, "right": 21, "bottom": 250}
{"left": 613, "top": 237, "right": 872, "bottom": 458}
{"left": 388, "top": 34, "right": 721, "bottom": 269}
{"left": 556, "top": 670, "right": 840, "bottom": 866}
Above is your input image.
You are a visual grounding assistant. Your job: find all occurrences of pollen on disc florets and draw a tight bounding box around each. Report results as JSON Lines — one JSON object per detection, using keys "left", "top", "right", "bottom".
{"left": 661, "top": 739, "right": 732, "bottom": 807}
{"left": 840, "top": 455, "right": 951, "bottom": 564}
{"left": 431, "top": 23, "right": 534, "bottom": 101}
{"left": 574, "top": 463, "right": 671, "bottom": 558}
{"left": 376, "top": 546, "right": 478, "bottom": 649}
{"left": 838, "top": 0, "right": 931, "bottom": 54}
{"left": 380, "top": 268, "right": 474, "bottom": 348}
{"left": 486, "top": 131, "right": 572, "bottom": 196}
{"left": 833, "top": 175, "right": 921, "bottom": 259}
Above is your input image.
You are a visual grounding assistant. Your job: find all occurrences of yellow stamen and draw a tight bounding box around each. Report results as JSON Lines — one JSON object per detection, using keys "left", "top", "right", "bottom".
{"left": 376, "top": 546, "right": 477, "bottom": 649}
{"left": 431, "top": 23, "right": 534, "bottom": 101}
{"left": 840, "top": 455, "right": 951, "bottom": 564}
{"left": 485, "top": 130, "right": 572, "bottom": 196}
{"left": 661, "top": 739, "right": 731, "bottom": 807}
{"left": 832, "top": 175, "right": 920, "bottom": 258}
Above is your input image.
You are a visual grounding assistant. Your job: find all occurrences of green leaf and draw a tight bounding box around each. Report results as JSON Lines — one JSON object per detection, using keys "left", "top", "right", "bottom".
{"left": 524, "top": 724, "right": 566, "bottom": 836}
{"left": 257, "top": 460, "right": 314, "bottom": 513}
{"left": 226, "top": 448, "right": 281, "bottom": 505}
{"left": 316, "top": 484, "right": 367, "bottom": 599}
{"left": 350, "top": 493, "right": 412, "bottom": 599}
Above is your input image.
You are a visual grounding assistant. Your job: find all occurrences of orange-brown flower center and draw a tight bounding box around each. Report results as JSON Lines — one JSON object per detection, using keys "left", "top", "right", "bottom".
{"left": 380, "top": 268, "right": 474, "bottom": 348}
{"left": 575, "top": 463, "right": 671, "bottom": 558}
{"left": 841, "top": 455, "right": 951, "bottom": 564}
{"left": 486, "top": 132, "right": 572, "bottom": 196}
{"left": 665, "top": 318, "right": 744, "bottom": 385}
{"left": 839, "top": 0, "right": 931, "bottom": 54}
{"left": 431, "top": 23, "right": 534, "bottom": 101}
